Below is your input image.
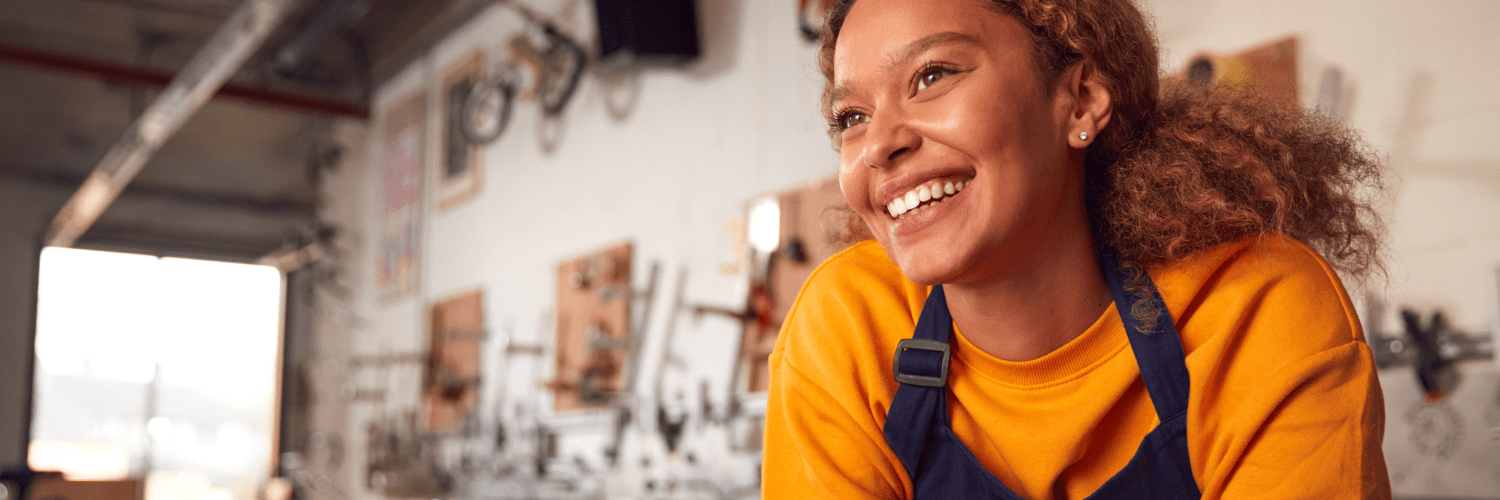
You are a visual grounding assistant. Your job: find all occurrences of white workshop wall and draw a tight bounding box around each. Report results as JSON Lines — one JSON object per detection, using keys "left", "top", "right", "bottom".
{"left": 1148, "top": 0, "right": 1500, "bottom": 340}
{"left": 1148, "top": 0, "right": 1500, "bottom": 496}
{"left": 369, "top": 0, "right": 834, "bottom": 404}
{"left": 317, "top": 0, "right": 1500, "bottom": 498}
{"left": 325, "top": 2, "right": 836, "bottom": 495}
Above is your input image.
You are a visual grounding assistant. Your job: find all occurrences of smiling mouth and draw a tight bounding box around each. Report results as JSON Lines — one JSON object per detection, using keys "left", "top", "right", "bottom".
{"left": 886, "top": 179, "right": 971, "bottom": 219}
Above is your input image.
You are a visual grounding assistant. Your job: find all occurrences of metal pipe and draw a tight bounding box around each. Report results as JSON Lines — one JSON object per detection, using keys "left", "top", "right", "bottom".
{"left": 45, "top": 0, "right": 306, "bottom": 248}
{"left": 0, "top": 44, "right": 367, "bottom": 118}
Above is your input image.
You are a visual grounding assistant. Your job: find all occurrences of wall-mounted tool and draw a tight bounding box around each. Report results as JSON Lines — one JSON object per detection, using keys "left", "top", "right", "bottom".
{"left": 1397, "top": 308, "right": 1496, "bottom": 402}
{"left": 1365, "top": 298, "right": 1493, "bottom": 374}
{"left": 492, "top": 0, "right": 587, "bottom": 116}
{"left": 365, "top": 413, "right": 452, "bottom": 498}
{"left": 658, "top": 400, "right": 689, "bottom": 453}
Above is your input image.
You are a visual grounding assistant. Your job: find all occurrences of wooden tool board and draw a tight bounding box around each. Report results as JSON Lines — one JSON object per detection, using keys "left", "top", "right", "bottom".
{"left": 423, "top": 289, "right": 483, "bottom": 431}
{"left": 552, "top": 241, "right": 634, "bottom": 412}
{"left": 741, "top": 178, "right": 860, "bottom": 392}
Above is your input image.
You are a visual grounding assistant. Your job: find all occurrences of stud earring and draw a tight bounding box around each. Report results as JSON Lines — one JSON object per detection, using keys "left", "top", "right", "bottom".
{"left": 1079, "top": 131, "right": 1089, "bottom": 141}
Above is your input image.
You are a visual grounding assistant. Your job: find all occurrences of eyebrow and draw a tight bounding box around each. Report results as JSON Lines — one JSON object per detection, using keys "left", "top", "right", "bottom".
{"left": 829, "top": 31, "right": 983, "bottom": 107}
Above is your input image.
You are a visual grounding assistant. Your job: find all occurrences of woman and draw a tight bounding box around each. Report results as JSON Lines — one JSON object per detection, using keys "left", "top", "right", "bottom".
{"left": 762, "top": 0, "right": 1390, "bottom": 498}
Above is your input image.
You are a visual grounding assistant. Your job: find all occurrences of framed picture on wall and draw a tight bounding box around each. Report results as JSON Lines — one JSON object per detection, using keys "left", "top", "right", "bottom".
{"left": 378, "top": 90, "right": 425, "bottom": 304}
{"left": 438, "top": 49, "right": 485, "bottom": 212}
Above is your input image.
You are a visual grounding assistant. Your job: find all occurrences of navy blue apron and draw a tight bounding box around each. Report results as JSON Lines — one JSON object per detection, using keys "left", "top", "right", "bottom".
{"left": 883, "top": 252, "right": 1201, "bottom": 499}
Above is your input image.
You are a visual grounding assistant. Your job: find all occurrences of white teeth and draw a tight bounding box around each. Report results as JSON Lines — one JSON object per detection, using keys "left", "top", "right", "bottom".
{"left": 886, "top": 179, "right": 973, "bottom": 219}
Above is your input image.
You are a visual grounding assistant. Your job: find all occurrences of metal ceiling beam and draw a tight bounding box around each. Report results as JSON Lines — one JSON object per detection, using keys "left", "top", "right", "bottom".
{"left": 0, "top": 44, "right": 367, "bottom": 119}
{"left": 1, "top": 165, "right": 315, "bottom": 216}
{"left": 367, "top": 0, "right": 489, "bottom": 86}
{"left": 45, "top": 0, "right": 305, "bottom": 248}
{"left": 75, "top": 0, "right": 236, "bottom": 19}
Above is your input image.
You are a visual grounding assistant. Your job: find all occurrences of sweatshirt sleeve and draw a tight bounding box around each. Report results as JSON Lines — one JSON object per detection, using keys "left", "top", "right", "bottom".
{"left": 761, "top": 244, "right": 912, "bottom": 499}
{"left": 1205, "top": 342, "right": 1390, "bottom": 499}
{"left": 762, "top": 351, "right": 906, "bottom": 499}
{"left": 1185, "top": 240, "right": 1392, "bottom": 499}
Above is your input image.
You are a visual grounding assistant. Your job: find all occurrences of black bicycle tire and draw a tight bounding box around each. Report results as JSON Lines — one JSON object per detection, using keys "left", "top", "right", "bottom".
{"left": 539, "top": 27, "right": 586, "bottom": 116}
{"left": 461, "top": 77, "right": 515, "bottom": 144}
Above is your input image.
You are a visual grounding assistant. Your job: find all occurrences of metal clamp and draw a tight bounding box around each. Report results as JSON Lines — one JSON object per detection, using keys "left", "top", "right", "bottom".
{"left": 893, "top": 338, "right": 951, "bottom": 387}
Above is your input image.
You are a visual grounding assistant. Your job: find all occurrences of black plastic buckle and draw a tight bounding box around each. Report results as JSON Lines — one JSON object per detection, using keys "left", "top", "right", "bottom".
{"left": 892, "top": 338, "right": 951, "bottom": 387}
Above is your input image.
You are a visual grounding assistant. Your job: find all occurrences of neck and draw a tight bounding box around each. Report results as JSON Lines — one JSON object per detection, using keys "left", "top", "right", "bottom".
{"left": 942, "top": 231, "right": 1111, "bottom": 362}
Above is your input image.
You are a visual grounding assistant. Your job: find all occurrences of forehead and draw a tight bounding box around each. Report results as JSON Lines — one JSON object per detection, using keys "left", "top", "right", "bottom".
{"left": 832, "top": 0, "right": 1024, "bottom": 81}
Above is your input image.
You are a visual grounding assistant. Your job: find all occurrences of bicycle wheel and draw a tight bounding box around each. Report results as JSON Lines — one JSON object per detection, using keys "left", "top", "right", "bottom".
{"left": 538, "top": 26, "right": 586, "bottom": 116}
{"left": 461, "top": 75, "right": 515, "bottom": 144}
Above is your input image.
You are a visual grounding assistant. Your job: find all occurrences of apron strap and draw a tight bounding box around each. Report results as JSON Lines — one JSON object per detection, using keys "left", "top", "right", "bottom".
{"left": 893, "top": 285, "right": 953, "bottom": 386}
{"left": 1099, "top": 252, "right": 1192, "bottom": 420}
{"left": 884, "top": 285, "right": 953, "bottom": 477}
{"left": 884, "top": 255, "right": 1194, "bottom": 488}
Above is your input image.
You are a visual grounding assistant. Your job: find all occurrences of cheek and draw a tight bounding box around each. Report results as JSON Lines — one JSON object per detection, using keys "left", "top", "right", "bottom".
{"left": 953, "top": 105, "right": 1021, "bottom": 153}
{"left": 836, "top": 155, "right": 867, "bottom": 208}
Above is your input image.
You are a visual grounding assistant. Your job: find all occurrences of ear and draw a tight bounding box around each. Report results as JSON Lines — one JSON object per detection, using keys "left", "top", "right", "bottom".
{"left": 1060, "top": 60, "right": 1113, "bottom": 149}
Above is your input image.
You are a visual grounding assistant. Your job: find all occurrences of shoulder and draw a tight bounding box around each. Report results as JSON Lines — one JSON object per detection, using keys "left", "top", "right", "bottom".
{"left": 772, "top": 239, "right": 924, "bottom": 391}
{"left": 1155, "top": 233, "right": 1365, "bottom": 361}
{"left": 1161, "top": 237, "right": 1388, "bottom": 494}
{"left": 801, "top": 239, "right": 912, "bottom": 294}
{"left": 784, "top": 239, "right": 923, "bottom": 320}
{"left": 763, "top": 240, "right": 917, "bottom": 498}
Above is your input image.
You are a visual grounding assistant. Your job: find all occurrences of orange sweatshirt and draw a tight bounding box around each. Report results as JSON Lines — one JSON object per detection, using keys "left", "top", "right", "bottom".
{"left": 763, "top": 236, "right": 1390, "bottom": 499}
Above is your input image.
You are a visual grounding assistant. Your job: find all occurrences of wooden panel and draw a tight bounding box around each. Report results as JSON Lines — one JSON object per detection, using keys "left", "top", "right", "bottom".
{"left": 423, "top": 289, "right": 483, "bottom": 431}
{"left": 742, "top": 178, "right": 858, "bottom": 392}
{"left": 1181, "top": 36, "right": 1299, "bottom": 106}
{"left": 551, "top": 241, "right": 633, "bottom": 412}
{"left": 29, "top": 478, "right": 143, "bottom": 500}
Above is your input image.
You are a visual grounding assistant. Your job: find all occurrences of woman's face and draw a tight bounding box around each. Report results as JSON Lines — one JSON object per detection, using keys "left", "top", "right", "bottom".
{"left": 832, "top": 0, "right": 1088, "bottom": 286}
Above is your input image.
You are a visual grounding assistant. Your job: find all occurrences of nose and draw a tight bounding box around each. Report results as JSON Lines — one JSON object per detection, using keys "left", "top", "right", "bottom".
{"left": 859, "top": 114, "right": 920, "bottom": 169}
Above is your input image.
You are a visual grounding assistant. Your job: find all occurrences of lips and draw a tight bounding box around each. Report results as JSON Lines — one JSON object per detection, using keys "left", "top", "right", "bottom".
{"left": 885, "top": 178, "right": 971, "bottom": 219}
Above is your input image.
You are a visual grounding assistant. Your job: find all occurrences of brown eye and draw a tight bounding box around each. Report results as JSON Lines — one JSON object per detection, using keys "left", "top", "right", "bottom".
{"left": 916, "top": 66, "right": 954, "bottom": 91}
{"left": 836, "top": 111, "right": 869, "bottom": 131}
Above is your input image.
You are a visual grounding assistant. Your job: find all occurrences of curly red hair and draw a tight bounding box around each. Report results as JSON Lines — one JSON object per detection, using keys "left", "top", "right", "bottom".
{"left": 820, "top": 0, "right": 1386, "bottom": 282}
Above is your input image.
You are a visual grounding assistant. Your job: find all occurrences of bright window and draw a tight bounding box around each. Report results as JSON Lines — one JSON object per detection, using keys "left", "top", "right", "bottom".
{"left": 31, "top": 247, "right": 282, "bottom": 500}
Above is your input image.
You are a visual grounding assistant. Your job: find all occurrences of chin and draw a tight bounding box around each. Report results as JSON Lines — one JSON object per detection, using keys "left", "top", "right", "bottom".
{"left": 885, "top": 242, "right": 970, "bottom": 287}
